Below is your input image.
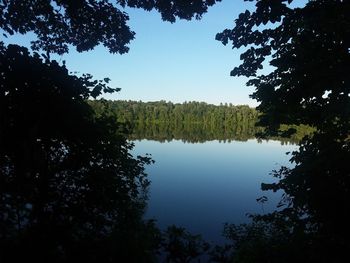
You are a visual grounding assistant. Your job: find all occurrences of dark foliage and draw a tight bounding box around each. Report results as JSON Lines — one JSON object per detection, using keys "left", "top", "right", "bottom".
{"left": 216, "top": 0, "right": 350, "bottom": 134}
{"left": 161, "top": 225, "right": 210, "bottom": 263}
{"left": 0, "top": 44, "right": 160, "bottom": 262}
{"left": 0, "top": 0, "right": 221, "bottom": 55}
{"left": 216, "top": 0, "right": 350, "bottom": 262}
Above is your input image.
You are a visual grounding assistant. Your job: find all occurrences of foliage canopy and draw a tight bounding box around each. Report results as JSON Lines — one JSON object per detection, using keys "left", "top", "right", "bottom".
{"left": 217, "top": 0, "right": 350, "bottom": 132}
{"left": 0, "top": 0, "right": 221, "bottom": 55}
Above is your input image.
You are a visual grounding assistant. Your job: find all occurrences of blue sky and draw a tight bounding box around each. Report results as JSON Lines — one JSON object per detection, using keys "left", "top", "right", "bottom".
{"left": 4, "top": 0, "right": 306, "bottom": 106}
{"left": 67, "top": 0, "right": 257, "bottom": 105}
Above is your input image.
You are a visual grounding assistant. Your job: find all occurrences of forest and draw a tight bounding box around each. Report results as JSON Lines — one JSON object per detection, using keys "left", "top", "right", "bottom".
{"left": 89, "top": 100, "right": 313, "bottom": 143}
{"left": 89, "top": 100, "right": 258, "bottom": 125}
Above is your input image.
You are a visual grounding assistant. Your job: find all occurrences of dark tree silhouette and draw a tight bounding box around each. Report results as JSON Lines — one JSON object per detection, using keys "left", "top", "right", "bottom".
{"left": 216, "top": 0, "right": 350, "bottom": 262}
{"left": 0, "top": 44, "right": 162, "bottom": 262}
{"left": 0, "top": 0, "right": 222, "bottom": 55}
{"left": 217, "top": 0, "right": 350, "bottom": 133}
{"left": 161, "top": 225, "right": 210, "bottom": 263}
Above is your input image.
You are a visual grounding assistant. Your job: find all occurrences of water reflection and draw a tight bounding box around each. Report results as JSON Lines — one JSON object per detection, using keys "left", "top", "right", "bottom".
{"left": 128, "top": 121, "right": 311, "bottom": 144}
{"left": 133, "top": 139, "right": 297, "bottom": 243}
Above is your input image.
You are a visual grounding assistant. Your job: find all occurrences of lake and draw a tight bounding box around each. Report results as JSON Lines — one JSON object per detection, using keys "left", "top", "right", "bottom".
{"left": 133, "top": 139, "right": 297, "bottom": 244}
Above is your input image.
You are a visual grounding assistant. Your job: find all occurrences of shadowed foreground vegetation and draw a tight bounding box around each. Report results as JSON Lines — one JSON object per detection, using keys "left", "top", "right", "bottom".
{"left": 0, "top": 44, "right": 161, "bottom": 262}
{"left": 214, "top": 0, "right": 350, "bottom": 262}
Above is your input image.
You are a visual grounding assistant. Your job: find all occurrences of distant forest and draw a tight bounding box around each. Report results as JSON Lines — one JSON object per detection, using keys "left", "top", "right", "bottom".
{"left": 88, "top": 100, "right": 313, "bottom": 143}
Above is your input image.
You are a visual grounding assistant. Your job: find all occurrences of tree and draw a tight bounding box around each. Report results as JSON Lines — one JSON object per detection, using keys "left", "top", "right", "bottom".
{"left": 161, "top": 225, "right": 210, "bottom": 263}
{"left": 216, "top": 0, "right": 350, "bottom": 262}
{"left": 0, "top": 43, "right": 163, "bottom": 262}
{"left": 0, "top": 0, "right": 222, "bottom": 55}
{"left": 216, "top": 0, "right": 350, "bottom": 132}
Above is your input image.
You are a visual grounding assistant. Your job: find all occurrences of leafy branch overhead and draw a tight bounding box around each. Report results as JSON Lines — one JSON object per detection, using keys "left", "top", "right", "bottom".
{"left": 216, "top": 0, "right": 350, "bottom": 130}
{"left": 0, "top": 0, "right": 221, "bottom": 54}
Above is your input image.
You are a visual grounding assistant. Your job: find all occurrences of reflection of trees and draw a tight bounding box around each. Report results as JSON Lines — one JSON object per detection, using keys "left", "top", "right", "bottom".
{"left": 130, "top": 121, "right": 258, "bottom": 143}
{"left": 0, "top": 45, "right": 159, "bottom": 262}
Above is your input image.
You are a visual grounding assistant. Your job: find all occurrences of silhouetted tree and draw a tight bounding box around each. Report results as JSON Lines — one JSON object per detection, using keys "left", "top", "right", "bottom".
{"left": 161, "top": 225, "right": 210, "bottom": 263}
{"left": 216, "top": 0, "right": 350, "bottom": 262}
{"left": 0, "top": 43, "right": 162, "bottom": 262}
{"left": 0, "top": 0, "right": 222, "bottom": 55}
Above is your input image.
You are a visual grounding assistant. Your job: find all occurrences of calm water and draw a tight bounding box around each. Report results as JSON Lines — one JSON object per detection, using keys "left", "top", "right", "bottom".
{"left": 133, "top": 139, "right": 297, "bottom": 244}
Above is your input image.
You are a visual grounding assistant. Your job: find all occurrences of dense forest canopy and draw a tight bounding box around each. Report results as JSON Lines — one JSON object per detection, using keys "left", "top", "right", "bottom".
{"left": 89, "top": 100, "right": 258, "bottom": 124}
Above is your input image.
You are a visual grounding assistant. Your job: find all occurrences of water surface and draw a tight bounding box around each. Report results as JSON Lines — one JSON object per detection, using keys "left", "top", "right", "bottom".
{"left": 133, "top": 139, "right": 296, "bottom": 243}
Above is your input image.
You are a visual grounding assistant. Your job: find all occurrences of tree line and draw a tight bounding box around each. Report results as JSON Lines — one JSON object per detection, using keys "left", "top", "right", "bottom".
{"left": 89, "top": 100, "right": 258, "bottom": 125}
{"left": 88, "top": 100, "right": 313, "bottom": 143}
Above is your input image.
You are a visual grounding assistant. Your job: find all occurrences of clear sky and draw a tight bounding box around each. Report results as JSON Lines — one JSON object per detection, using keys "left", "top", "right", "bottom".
{"left": 64, "top": 0, "right": 257, "bottom": 106}
{"left": 4, "top": 0, "right": 306, "bottom": 106}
